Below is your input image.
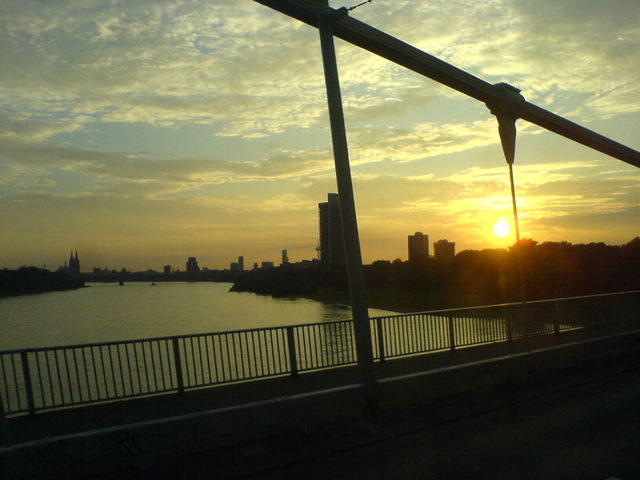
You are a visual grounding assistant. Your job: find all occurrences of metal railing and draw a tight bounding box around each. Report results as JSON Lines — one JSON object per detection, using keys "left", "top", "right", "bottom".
{"left": 1, "top": 291, "right": 638, "bottom": 417}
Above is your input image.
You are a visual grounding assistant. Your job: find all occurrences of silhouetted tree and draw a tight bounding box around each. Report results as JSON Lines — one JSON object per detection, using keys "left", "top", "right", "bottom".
{"left": 230, "top": 238, "right": 640, "bottom": 308}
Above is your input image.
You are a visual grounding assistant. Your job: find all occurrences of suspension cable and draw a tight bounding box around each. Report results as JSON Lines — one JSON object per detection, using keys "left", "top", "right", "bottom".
{"left": 486, "top": 83, "right": 527, "bottom": 302}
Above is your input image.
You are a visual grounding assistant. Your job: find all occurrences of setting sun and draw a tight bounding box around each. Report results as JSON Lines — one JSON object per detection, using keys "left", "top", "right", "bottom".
{"left": 493, "top": 219, "right": 510, "bottom": 238}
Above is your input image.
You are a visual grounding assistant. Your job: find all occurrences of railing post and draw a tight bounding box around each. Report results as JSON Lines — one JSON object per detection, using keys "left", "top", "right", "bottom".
{"left": 20, "top": 352, "right": 36, "bottom": 416}
{"left": 172, "top": 338, "right": 185, "bottom": 395}
{"left": 553, "top": 300, "right": 560, "bottom": 334}
{"left": 448, "top": 315, "right": 456, "bottom": 352}
{"left": 506, "top": 310, "right": 513, "bottom": 342}
{"left": 0, "top": 391, "right": 10, "bottom": 447}
{"left": 286, "top": 327, "right": 298, "bottom": 378}
{"left": 375, "top": 317, "right": 385, "bottom": 363}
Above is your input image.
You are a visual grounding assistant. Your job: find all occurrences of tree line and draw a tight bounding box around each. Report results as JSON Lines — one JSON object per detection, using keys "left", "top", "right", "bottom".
{"left": 0, "top": 267, "right": 85, "bottom": 297}
{"left": 231, "top": 238, "right": 640, "bottom": 308}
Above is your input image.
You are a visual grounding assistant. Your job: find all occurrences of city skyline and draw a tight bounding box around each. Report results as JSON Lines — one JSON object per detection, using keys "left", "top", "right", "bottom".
{"left": 1, "top": 1, "right": 638, "bottom": 271}
{"left": 36, "top": 232, "right": 640, "bottom": 274}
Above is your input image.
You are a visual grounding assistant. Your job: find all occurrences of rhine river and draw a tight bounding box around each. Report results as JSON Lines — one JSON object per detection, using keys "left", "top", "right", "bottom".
{"left": 0, "top": 282, "right": 395, "bottom": 351}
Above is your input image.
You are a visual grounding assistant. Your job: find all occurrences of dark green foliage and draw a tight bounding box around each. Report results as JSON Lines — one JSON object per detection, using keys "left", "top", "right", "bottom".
{"left": 230, "top": 264, "right": 342, "bottom": 297}
{"left": 0, "top": 267, "right": 85, "bottom": 297}
{"left": 230, "top": 238, "right": 640, "bottom": 309}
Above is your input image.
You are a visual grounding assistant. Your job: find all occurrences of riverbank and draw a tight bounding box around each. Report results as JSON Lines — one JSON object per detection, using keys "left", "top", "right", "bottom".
{"left": 0, "top": 267, "right": 85, "bottom": 298}
{"left": 231, "top": 269, "right": 480, "bottom": 313}
{"left": 231, "top": 239, "right": 640, "bottom": 312}
{"left": 304, "top": 285, "right": 483, "bottom": 313}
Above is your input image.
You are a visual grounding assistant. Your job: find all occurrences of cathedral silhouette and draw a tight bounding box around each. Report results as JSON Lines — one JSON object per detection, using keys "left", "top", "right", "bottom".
{"left": 65, "top": 250, "right": 80, "bottom": 274}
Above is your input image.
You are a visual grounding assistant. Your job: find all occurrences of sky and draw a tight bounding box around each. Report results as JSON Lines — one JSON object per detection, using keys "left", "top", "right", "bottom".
{"left": 1, "top": 0, "right": 638, "bottom": 272}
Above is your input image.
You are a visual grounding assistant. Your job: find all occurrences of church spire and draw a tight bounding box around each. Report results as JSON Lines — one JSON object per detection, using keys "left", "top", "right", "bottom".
{"left": 68, "top": 249, "right": 80, "bottom": 274}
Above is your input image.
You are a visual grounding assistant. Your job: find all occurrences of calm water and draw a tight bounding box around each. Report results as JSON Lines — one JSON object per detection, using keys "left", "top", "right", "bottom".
{"left": 0, "top": 282, "right": 395, "bottom": 351}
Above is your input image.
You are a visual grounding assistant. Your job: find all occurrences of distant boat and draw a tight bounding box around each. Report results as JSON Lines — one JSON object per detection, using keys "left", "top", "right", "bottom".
{"left": 151, "top": 282, "right": 156, "bottom": 286}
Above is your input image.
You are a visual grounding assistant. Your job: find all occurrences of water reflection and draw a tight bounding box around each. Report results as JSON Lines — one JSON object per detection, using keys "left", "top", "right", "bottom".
{"left": 0, "top": 282, "right": 393, "bottom": 350}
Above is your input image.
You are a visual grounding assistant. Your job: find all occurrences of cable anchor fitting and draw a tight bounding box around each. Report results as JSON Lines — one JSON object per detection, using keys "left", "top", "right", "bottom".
{"left": 485, "top": 82, "right": 525, "bottom": 165}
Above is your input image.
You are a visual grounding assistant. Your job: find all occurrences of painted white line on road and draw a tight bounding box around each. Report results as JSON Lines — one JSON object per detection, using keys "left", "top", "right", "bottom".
{"left": 0, "top": 383, "right": 361, "bottom": 453}
{"left": 379, "top": 327, "right": 640, "bottom": 384}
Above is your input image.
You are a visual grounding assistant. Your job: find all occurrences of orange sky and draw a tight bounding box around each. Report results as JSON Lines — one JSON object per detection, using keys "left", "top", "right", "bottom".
{"left": 1, "top": 0, "right": 638, "bottom": 271}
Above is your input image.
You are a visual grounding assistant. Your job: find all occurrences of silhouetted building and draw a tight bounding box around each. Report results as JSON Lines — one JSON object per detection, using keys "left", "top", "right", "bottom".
{"left": 238, "top": 256, "right": 244, "bottom": 272}
{"left": 186, "top": 257, "right": 200, "bottom": 274}
{"left": 253, "top": 262, "right": 259, "bottom": 270}
{"left": 319, "top": 193, "right": 345, "bottom": 268}
{"left": 230, "top": 262, "right": 239, "bottom": 272}
{"left": 68, "top": 250, "right": 80, "bottom": 274}
{"left": 408, "top": 232, "right": 429, "bottom": 263}
{"left": 433, "top": 239, "right": 455, "bottom": 263}
{"left": 261, "top": 261, "right": 274, "bottom": 269}
{"left": 57, "top": 250, "right": 80, "bottom": 274}
{"left": 163, "top": 265, "right": 171, "bottom": 274}
{"left": 282, "top": 249, "right": 289, "bottom": 265}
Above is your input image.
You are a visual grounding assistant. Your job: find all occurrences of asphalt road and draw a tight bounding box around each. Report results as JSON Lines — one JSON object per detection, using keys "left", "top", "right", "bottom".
{"left": 91, "top": 350, "right": 640, "bottom": 480}
{"left": 259, "top": 368, "right": 640, "bottom": 480}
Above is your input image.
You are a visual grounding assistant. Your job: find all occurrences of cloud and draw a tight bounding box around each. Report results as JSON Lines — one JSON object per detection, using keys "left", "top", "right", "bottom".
{"left": 0, "top": 137, "right": 336, "bottom": 193}
{"left": 351, "top": 0, "right": 639, "bottom": 117}
{"left": 0, "top": 0, "right": 339, "bottom": 139}
{"left": 444, "top": 160, "right": 604, "bottom": 185}
{"left": 3, "top": 0, "right": 636, "bottom": 148}
{"left": 1, "top": 0, "right": 637, "bottom": 268}
{"left": 529, "top": 207, "right": 640, "bottom": 244}
{"left": 526, "top": 178, "right": 639, "bottom": 201}
{"left": 0, "top": 110, "right": 86, "bottom": 140}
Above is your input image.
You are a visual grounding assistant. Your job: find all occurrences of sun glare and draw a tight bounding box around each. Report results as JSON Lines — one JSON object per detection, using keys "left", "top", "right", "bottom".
{"left": 493, "top": 219, "right": 510, "bottom": 238}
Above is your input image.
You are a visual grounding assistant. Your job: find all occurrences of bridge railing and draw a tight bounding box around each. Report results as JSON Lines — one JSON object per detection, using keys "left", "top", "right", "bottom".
{"left": 1, "top": 291, "right": 637, "bottom": 417}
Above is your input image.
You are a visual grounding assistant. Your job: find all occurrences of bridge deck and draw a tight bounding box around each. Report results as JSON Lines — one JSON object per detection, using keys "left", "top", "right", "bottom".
{"left": 6, "top": 322, "right": 636, "bottom": 447}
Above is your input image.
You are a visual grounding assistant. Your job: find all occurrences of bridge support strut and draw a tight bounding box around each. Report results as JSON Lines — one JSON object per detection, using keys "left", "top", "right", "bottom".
{"left": 317, "top": 6, "right": 378, "bottom": 413}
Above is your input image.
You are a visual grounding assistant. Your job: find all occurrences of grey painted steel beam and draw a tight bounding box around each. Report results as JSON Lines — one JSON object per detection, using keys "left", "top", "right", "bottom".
{"left": 318, "top": 15, "right": 377, "bottom": 406}
{"left": 253, "top": 0, "right": 640, "bottom": 168}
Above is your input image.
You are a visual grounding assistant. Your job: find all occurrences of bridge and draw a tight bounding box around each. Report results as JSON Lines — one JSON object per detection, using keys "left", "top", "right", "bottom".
{"left": 2, "top": 0, "right": 639, "bottom": 476}
{"left": 1, "top": 291, "right": 639, "bottom": 477}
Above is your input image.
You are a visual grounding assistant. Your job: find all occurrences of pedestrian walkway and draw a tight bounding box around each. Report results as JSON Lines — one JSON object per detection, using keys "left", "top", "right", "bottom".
{"left": 6, "top": 322, "right": 637, "bottom": 446}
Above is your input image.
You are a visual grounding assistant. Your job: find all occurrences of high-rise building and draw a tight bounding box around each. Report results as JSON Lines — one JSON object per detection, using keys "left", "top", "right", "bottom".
{"left": 163, "top": 265, "right": 171, "bottom": 274}
{"left": 238, "top": 256, "right": 244, "bottom": 272}
{"left": 433, "top": 239, "right": 455, "bottom": 262}
{"left": 281, "top": 249, "right": 289, "bottom": 265}
{"left": 186, "top": 257, "right": 200, "bottom": 274}
{"left": 408, "top": 232, "right": 429, "bottom": 263}
{"left": 261, "top": 261, "right": 274, "bottom": 269}
{"left": 319, "top": 193, "right": 345, "bottom": 268}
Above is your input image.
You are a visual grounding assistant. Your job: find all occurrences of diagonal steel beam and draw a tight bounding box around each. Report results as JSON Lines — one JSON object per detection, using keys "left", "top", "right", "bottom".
{"left": 253, "top": 0, "right": 640, "bottom": 168}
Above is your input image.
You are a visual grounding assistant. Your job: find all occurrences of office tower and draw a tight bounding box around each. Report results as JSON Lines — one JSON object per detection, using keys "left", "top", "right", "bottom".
{"left": 433, "top": 239, "right": 456, "bottom": 263}
{"left": 238, "top": 256, "right": 244, "bottom": 272}
{"left": 163, "top": 265, "right": 171, "bottom": 274}
{"left": 186, "top": 257, "right": 200, "bottom": 274}
{"left": 318, "top": 193, "right": 345, "bottom": 268}
{"left": 408, "top": 232, "right": 429, "bottom": 263}
{"left": 281, "top": 249, "right": 289, "bottom": 265}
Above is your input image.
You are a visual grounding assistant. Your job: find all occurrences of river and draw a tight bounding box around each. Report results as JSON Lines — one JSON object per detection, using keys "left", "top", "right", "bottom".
{"left": 0, "top": 282, "right": 395, "bottom": 351}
